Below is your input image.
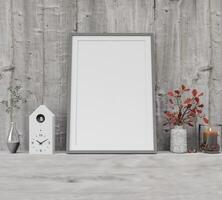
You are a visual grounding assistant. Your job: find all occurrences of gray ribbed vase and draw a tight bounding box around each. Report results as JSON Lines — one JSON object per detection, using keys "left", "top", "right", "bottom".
{"left": 170, "top": 126, "right": 187, "bottom": 153}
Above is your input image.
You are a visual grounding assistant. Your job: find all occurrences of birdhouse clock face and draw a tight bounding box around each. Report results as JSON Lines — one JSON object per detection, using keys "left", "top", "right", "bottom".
{"left": 29, "top": 105, "right": 55, "bottom": 154}
{"left": 30, "top": 123, "right": 51, "bottom": 153}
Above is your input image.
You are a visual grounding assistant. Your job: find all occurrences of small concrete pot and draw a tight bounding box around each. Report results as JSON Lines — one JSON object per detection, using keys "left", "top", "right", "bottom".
{"left": 170, "top": 126, "right": 187, "bottom": 153}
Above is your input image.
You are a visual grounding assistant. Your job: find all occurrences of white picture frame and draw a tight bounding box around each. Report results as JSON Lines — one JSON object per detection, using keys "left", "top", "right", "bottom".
{"left": 67, "top": 33, "right": 156, "bottom": 153}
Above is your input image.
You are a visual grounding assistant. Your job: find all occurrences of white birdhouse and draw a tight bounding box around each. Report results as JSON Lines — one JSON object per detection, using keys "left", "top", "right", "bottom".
{"left": 29, "top": 105, "right": 55, "bottom": 154}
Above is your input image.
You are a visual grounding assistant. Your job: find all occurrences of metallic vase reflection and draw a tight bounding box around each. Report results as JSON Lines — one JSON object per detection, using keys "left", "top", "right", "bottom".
{"left": 7, "top": 122, "right": 20, "bottom": 153}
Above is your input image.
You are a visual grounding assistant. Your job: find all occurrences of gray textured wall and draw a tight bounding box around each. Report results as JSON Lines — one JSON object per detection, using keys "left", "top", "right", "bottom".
{"left": 0, "top": 0, "right": 221, "bottom": 151}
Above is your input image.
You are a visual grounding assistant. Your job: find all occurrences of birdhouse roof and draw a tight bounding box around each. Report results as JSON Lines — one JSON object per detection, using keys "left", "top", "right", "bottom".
{"left": 30, "top": 105, "right": 55, "bottom": 117}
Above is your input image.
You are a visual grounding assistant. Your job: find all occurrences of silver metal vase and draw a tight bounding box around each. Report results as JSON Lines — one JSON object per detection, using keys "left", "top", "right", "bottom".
{"left": 7, "top": 122, "right": 20, "bottom": 153}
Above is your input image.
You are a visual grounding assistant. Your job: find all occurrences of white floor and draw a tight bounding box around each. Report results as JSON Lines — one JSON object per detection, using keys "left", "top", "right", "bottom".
{"left": 0, "top": 152, "right": 222, "bottom": 200}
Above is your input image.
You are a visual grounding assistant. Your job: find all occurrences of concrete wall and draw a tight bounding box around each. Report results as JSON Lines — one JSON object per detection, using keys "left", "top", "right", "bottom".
{"left": 0, "top": 0, "right": 221, "bottom": 151}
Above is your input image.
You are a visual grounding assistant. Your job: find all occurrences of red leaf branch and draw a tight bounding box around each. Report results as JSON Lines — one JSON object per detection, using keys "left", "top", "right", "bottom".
{"left": 164, "top": 85, "right": 208, "bottom": 127}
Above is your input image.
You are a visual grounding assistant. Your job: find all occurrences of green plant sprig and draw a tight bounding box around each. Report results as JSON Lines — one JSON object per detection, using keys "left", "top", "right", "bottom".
{"left": 0, "top": 83, "right": 32, "bottom": 122}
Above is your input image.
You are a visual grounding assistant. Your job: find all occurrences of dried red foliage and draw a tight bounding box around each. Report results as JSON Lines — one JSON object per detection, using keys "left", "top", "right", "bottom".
{"left": 164, "top": 85, "right": 208, "bottom": 127}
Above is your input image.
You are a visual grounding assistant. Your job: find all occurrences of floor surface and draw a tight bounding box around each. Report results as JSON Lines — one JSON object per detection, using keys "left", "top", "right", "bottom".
{"left": 0, "top": 152, "right": 222, "bottom": 200}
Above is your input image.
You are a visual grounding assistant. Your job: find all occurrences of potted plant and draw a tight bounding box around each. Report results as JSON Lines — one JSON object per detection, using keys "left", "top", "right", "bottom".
{"left": 164, "top": 85, "right": 208, "bottom": 153}
{"left": 0, "top": 80, "right": 31, "bottom": 153}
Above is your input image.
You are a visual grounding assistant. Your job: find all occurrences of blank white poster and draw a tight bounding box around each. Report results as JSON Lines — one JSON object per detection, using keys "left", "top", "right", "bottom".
{"left": 68, "top": 35, "right": 156, "bottom": 152}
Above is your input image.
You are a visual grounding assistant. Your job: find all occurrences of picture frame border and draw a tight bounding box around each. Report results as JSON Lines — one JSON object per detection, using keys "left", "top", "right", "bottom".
{"left": 66, "top": 33, "right": 157, "bottom": 154}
